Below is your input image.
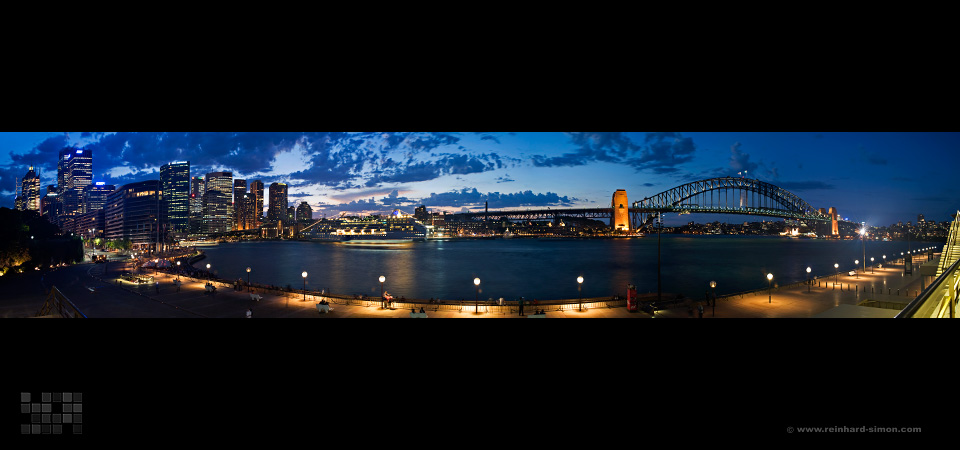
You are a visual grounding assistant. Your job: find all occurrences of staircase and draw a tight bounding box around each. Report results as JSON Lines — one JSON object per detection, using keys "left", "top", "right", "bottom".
{"left": 936, "top": 211, "right": 960, "bottom": 277}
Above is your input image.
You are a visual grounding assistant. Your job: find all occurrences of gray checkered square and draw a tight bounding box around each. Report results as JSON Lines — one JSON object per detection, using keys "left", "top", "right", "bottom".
{"left": 41, "top": 393, "right": 51, "bottom": 402}
{"left": 20, "top": 393, "right": 30, "bottom": 403}
{"left": 63, "top": 392, "right": 72, "bottom": 402}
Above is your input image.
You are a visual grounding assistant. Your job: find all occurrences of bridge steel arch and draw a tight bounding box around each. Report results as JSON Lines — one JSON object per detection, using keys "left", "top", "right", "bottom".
{"left": 631, "top": 177, "right": 830, "bottom": 229}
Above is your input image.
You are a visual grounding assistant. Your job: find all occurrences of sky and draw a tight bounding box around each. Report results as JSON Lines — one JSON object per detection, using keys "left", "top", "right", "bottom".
{"left": 1, "top": 131, "right": 958, "bottom": 227}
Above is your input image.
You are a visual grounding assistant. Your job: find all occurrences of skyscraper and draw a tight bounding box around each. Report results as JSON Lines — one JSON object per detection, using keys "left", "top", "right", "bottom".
{"left": 268, "top": 182, "right": 288, "bottom": 224}
{"left": 160, "top": 161, "right": 191, "bottom": 233}
{"left": 203, "top": 171, "right": 233, "bottom": 234}
{"left": 20, "top": 166, "right": 40, "bottom": 211}
{"left": 296, "top": 201, "right": 312, "bottom": 222}
{"left": 104, "top": 180, "right": 161, "bottom": 253}
{"left": 249, "top": 180, "right": 264, "bottom": 227}
{"left": 233, "top": 179, "right": 247, "bottom": 231}
{"left": 82, "top": 182, "right": 116, "bottom": 213}
{"left": 57, "top": 147, "right": 93, "bottom": 218}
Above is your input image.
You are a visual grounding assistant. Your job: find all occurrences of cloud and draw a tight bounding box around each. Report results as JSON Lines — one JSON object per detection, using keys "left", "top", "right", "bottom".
{"left": 479, "top": 134, "right": 501, "bottom": 144}
{"left": 858, "top": 145, "right": 887, "bottom": 165}
{"left": 495, "top": 174, "right": 515, "bottom": 183}
{"left": 419, "top": 188, "right": 578, "bottom": 209}
{"left": 728, "top": 142, "right": 758, "bottom": 174}
{"left": 530, "top": 132, "right": 696, "bottom": 174}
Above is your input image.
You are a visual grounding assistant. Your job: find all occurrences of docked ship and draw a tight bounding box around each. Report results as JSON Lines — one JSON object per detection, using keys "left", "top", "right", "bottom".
{"left": 300, "top": 211, "right": 427, "bottom": 244}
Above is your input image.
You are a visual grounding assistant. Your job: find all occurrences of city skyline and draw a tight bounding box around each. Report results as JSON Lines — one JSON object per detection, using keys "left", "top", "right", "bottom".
{"left": 1, "top": 132, "right": 958, "bottom": 226}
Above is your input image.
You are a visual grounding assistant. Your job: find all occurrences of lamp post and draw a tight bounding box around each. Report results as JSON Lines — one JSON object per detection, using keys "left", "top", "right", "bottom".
{"left": 834, "top": 263, "right": 839, "bottom": 285}
{"left": 860, "top": 227, "right": 866, "bottom": 272}
{"left": 767, "top": 273, "right": 773, "bottom": 303}
{"left": 474, "top": 277, "right": 481, "bottom": 313}
{"left": 854, "top": 260, "right": 859, "bottom": 279}
{"left": 806, "top": 267, "right": 811, "bottom": 293}
{"left": 870, "top": 257, "right": 875, "bottom": 274}
{"left": 246, "top": 267, "right": 251, "bottom": 292}
{"left": 206, "top": 263, "right": 211, "bottom": 280}
{"left": 709, "top": 280, "right": 716, "bottom": 316}
{"left": 883, "top": 254, "right": 886, "bottom": 268}
{"left": 379, "top": 275, "right": 385, "bottom": 309}
{"left": 577, "top": 275, "right": 584, "bottom": 312}
{"left": 302, "top": 271, "right": 307, "bottom": 301}
{"left": 176, "top": 261, "right": 181, "bottom": 281}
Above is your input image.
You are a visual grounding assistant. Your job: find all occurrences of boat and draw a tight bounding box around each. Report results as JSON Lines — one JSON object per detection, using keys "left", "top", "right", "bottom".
{"left": 179, "top": 239, "right": 219, "bottom": 247}
{"left": 301, "top": 211, "right": 427, "bottom": 244}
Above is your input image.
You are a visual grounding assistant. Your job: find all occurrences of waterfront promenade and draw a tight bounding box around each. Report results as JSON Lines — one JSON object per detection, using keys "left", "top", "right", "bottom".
{"left": 0, "top": 249, "right": 937, "bottom": 318}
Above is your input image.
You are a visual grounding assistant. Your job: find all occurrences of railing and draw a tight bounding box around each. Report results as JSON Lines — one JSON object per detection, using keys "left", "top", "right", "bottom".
{"left": 895, "top": 256, "right": 960, "bottom": 318}
{"left": 36, "top": 286, "right": 87, "bottom": 318}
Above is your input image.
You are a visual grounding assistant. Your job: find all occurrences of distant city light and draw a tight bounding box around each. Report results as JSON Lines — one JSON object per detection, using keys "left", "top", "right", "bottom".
{"left": 76, "top": 149, "right": 83, "bottom": 154}
{"left": 95, "top": 181, "right": 105, "bottom": 186}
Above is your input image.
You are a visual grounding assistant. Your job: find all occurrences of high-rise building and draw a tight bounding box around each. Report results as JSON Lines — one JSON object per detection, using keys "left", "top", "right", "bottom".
{"left": 160, "top": 162, "right": 191, "bottom": 233}
{"left": 104, "top": 180, "right": 161, "bottom": 252}
{"left": 41, "top": 189, "right": 61, "bottom": 224}
{"left": 287, "top": 206, "right": 296, "bottom": 224}
{"left": 57, "top": 147, "right": 93, "bottom": 218}
{"left": 296, "top": 201, "right": 312, "bottom": 222}
{"left": 233, "top": 179, "right": 247, "bottom": 230}
{"left": 82, "top": 182, "right": 116, "bottom": 213}
{"left": 414, "top": 205, "right": 427, "bottom": 222}
{"left": 190, "top": 176, "right": 205, "bottom": 216}
{"left": 235, "top": 194, "right": 257, "bottom": 230}
{"left": 268, "top": 182, "right": 288, "bottom": 224}
{"left": 203, "top": 171, "right": 233, "bottom": 234}
{"left": 918, "top": 213, "right": 925, "bottom": 223}
{"left": 20, "top": 166, "right": 40, "bottom": 211}
{"left": 249, "top": 180, "right": 264, "bottom": 227}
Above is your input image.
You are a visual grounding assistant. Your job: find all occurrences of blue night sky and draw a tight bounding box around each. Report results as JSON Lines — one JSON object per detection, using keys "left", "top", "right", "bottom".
{"left": 1, "top": 131, "right": 958, "bottom": 227}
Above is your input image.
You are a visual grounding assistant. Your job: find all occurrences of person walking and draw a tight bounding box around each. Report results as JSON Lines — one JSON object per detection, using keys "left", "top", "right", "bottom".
{"left": 697, "top": 303, "right": 704, "bottom": 319}
{"left": 518, "top": 297, "right": 525, "bottom": 316}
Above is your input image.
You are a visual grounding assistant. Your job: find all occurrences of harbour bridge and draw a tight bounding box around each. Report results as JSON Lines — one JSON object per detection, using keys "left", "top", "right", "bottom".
{"left": 448, "top": 177, "right": 859, "bottom": 234}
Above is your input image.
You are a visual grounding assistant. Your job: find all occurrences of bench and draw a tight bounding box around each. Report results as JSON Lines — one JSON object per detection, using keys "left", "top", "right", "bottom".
{"left": 409, "top": 312, "right": 428, "bottom": 318}
{"left": 250, "top": 294, "right": 262, "bottom": 302}
{"left": 317, "top": 304, "right": 332, "bottom": 314}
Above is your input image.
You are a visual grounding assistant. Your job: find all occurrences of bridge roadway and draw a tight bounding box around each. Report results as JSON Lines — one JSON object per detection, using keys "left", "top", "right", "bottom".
{"left": 0, "top": 250, "right": 934, "bottom": 319}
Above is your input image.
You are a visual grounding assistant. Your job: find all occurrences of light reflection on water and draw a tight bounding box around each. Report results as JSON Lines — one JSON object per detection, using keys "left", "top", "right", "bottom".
{"left": 195, "top": 237, "right": 938, "bottom": 300}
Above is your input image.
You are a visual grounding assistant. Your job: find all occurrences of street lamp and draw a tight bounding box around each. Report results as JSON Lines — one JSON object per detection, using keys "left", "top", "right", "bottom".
{"left": 474, "top": 277, "right": 481, "bottom": 313}
{"left": 834, "top": 263, "right": 839, "bottom": 285}
{"left": 709, "top": 280, "right": 716, "bottom": 316}
{"left": 806, "top": 266, "right": 811, "bottom": 293}
{"left": 767, "top": 273, "right": 773, "bottom": 303}
{"left": 246, "top": 267, "right": 251, "bottom": 292}
{"left": 379, "top": 275, "right": 386, "bottom": 309}
{"left": 206, "top": 263, "right": 211, "bottom": 280}
{"left": 870, "top": 257, "right": 875, "bottom": 273}
{"left": 176, "top": 260, "right": 181, "bottom": 281}
{"left": 577, "top": 275, "right": 584, "bottom": 312}
{"left": 854, "top": 260, "right": 859, "bottom": 279}
{"left": 302, "top": 271, "right": 308, "bottom": 301}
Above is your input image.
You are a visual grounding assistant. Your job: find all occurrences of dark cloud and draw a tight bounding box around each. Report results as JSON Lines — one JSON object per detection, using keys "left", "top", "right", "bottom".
{"left": 642, "top": 182, "right": 656, "bottom": 187}
{"left": 859, "top": 145, "right": 887, "bottom": 165}
{"left": 495, "top": 174, "right": 515, "bottom": 183}
{"left": 480, "top": 134, "right": 501, "bottom": 144}
{"left": 531, "top": 132, "right": 696, "bottom": 174}
{"left": 728, "top": 142, "right": 758, "bottom": 174}
{"left": 419, "top": 188, "right": 578, "bottom": 209}
{"left": 776, "top": 181, "right": 836, "bottom": 190}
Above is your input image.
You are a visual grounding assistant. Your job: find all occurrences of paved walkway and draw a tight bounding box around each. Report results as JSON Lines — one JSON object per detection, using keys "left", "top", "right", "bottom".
{"left": 0, "top": 251, "right": 939, "bottom": 319}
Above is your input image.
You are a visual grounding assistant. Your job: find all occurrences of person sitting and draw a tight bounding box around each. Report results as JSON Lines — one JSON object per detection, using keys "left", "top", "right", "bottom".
{"left": 419, "top": 306, "right": 425, "bottom": 314}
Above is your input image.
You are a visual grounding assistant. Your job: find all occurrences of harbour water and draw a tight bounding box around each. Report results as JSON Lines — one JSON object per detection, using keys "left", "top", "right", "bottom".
{"left": 194, "top": 236, "right": 940, "bottom": 301}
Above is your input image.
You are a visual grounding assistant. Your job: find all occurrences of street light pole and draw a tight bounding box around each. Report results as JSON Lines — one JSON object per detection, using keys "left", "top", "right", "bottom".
{"left": 474, "top": 277, "right": 481, "bottom": 313}
{"left": 834, "top": 263, "right": 839, "bottom": 286}
{"left": 246, "top": 267, "right": 251, "bottom": 292}
{"left": 577, "top": 276, "right": 584, "bottom": 312}
{"left": 767, "top": 273, "right": 773, "bottom": 303}
{"left": 806, "top": 267, "right": 811, "bottom": 293}
{"left": 177, "top": 261, "right": 181, "bottom": 281}
{"left": 709, "top": 280, "right": 716, "bottom": 316}
{"left": 854, "top": 260, "right": 859, "bottom": 279}
{"left": 870, "top": 257, "right": 874, "bottom": 274}
{"left": 302, "top": 271, "right": 307, "bottom": 301}
{"left": 379, "top": 275, "right": 385, "bottom": 309}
